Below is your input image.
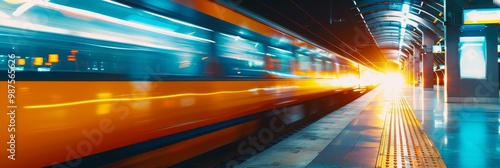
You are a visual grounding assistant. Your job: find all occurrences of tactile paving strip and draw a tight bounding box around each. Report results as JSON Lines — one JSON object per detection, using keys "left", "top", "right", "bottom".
{"left": 376, "top": 97, "right": 446, "bottom": 168}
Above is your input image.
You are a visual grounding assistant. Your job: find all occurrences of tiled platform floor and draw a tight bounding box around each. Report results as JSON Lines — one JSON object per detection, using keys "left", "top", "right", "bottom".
{"left": 404, "top": 86, "right": 500, "bottom": 168}
{"left": 236, "top": 84, "right": 500, "bottom": 168}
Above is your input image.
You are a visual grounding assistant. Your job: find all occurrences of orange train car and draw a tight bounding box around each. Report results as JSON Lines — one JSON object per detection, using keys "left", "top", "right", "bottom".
{"left": 0, "top": 0, "right": 381, "bottom": 167}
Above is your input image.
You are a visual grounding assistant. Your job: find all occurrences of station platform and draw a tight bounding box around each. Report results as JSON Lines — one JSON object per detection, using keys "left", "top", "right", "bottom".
{"left": 235, "top": 84, "right": 500, "bottom": 168}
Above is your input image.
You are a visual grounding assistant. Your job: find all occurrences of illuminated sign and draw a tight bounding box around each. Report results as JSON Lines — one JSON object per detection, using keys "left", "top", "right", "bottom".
{"left": 463, "top": 8, "right": 500, "bottom": 24}
{"left": 459, "top": 36, "right": 486, "bottom": 79}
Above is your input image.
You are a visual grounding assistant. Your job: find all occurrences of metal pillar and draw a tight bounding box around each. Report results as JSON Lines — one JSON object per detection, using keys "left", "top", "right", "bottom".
{"left": 421, "top": 31, "right": 436, "bottom": 89}
{"left": 422, "top": 51, "right": 434, "bottom": 89}
{"left": 413, "top": 48, "right": 421, "bottom": 86}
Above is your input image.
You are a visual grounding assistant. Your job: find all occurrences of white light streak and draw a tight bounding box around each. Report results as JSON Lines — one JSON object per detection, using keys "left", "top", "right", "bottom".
{"left": 12, "top": 0, "right": 41, "bottom": 17}
{"left": 103, "top": 0, "right": 131, "bottom": 8}
{"left": 37, "top": 2, "right": 214, "bottom": 43}
{"left": 144, "top": 11, "right": 213, "bottom": 32}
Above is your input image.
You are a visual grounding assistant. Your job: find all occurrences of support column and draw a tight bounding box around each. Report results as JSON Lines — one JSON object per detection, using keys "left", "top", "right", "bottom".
{"left": 421, "top": 31, "right": 436, "bottom": 89}
{"left": 413, "top": 48, "right": 421, "bottom": 86}
{"left": 407, "top": 56, "right": 413, "bottom": 84}
{"left": 403, "top": 59, "right": 410, "bottom": 84}
{"left": 422, "top": 51, "right": 434, "bottom": 89}
{"left": 408, "top": 50, "right": 416, "bottom": 85}
{"left": 445, "top": 0, "right": 499, "bottom": 103}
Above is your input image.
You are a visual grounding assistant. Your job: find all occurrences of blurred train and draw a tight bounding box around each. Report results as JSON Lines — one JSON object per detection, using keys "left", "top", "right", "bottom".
{"left": 0, "top": 0, "right": 382, "bottom": 167}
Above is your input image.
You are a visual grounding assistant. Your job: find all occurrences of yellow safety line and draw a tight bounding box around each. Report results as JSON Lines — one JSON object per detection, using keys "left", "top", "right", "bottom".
{"left": 376, "top": 96, "right": 446, "bottom": 168}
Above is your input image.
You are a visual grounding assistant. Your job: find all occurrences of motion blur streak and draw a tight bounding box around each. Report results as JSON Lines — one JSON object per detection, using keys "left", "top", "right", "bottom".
{"left": 36, "top": 1, "right": 214, "bottom": 43}
{"left": 11, "top": 0, "right": 39, "bottom": 16}
{"left": 0, "top": 11, "right": 10, "bottom": 18}
{"left": 0, "top": 0, "right": 384, "bottom": 167}
{"left": 25, "top": 87, "right": 300, "bottom": 109}
{"left": 144, "top": 11, "right": 213, "bottom": 32}
{"left": 0, "top": 18, "right": 203, "bottom": 53}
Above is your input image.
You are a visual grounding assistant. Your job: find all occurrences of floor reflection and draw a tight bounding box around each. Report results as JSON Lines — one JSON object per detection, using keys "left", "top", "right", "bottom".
{"left": 404, "top": 86, "right": 500, "bottom": 168}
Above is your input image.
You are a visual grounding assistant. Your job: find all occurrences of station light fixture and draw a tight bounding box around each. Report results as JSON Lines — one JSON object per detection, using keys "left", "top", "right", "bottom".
{"left": 402, "top": 3, "right": 410, "bottom": 14}
{"left": 397, "top": 3, "right": 410, "bottom": 61}
{"left": 17, "top": 58, "right": 25, "bottom": 65}
{"left": 48, "top": 54, "right": 59, "bottom": 63}
{"left": 34, "top": 57, "right": 43, "bottom": 65}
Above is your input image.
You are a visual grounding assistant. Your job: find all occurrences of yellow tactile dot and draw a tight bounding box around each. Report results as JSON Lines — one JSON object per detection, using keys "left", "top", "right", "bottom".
{"left": 376, "top": 97, "right": 446, "bottom": 168}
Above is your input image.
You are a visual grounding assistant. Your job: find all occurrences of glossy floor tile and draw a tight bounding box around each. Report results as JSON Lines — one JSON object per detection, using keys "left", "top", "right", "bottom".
{"left": 236, "top": 84, "right": 500, "bottom": 168}
{"left": 404, "top": 86, "right": 500, "bottom": 168}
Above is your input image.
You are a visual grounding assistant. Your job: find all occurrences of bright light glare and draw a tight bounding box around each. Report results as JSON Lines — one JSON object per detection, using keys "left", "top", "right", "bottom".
{"left": 384, "top": 72, "right": 404, "bottom": 89}
{"left": 335, "top": 75, "right": 359, "bottom": 87}
{"left": 360, "top": 71, "right": 382, "bottom": 86}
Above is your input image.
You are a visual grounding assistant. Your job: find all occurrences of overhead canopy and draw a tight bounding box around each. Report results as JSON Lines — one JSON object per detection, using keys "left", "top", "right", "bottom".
{"left": 353, "top": 0, "right": 444, "bottom": 64}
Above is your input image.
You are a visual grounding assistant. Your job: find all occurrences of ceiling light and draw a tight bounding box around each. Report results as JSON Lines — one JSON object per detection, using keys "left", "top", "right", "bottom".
{"left": 397, "top": 3, "right": 410, "bottom": 61}
{"left": 402, "top": 4, "right": 410, "bottom": 14}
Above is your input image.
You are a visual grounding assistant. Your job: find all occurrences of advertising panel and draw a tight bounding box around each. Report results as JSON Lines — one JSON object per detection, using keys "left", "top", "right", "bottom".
{"left": 459, "top": 36, "right": 487, "bottom": 79}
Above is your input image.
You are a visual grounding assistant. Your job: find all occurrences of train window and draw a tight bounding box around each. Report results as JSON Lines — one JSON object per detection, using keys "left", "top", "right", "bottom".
{"left": 0, "top": 0, "right": 213, "bottom": 80}
{"left": 325, "top": 61, "right": 332, "bottom": 72}
{"left": 334, "top": 63, "right": 340, "bottom": 78}
{"left": 325, "top": 61, "right": 332, "bottom": 74}
{"left": 297, "top": 54, "right": 311, "bottom": 72}
{"left": 216, "top": 33, "right": 266, "bottom": 77}
{"left": 267, "top": 46, "right": 295, "bottom": 76}
{"left": 270, "top": 37, "right": 293, "bottom": 51}
{"left": 314, "top": 58, "right": 323, "bottom": 73}
{"left": 339, "top": 65, "right": 346, "bottom": 75}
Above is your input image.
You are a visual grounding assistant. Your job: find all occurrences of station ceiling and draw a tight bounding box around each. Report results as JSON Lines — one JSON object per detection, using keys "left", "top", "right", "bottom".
{"left": 232, "top": 0, "right": 448, "bottom": 70}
